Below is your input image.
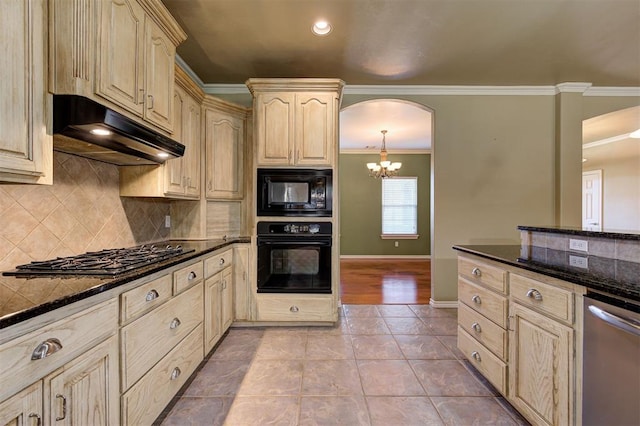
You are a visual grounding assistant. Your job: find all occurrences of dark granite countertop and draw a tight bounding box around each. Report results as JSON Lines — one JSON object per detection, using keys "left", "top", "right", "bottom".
{"left": 517, "top": 225, "right": 640, "bottom": 240}
{"left": 0, "top": 238, "right": 250, "bottom": 330}
{"left": 453, "top": 245, "right": 640, "bottom": 303}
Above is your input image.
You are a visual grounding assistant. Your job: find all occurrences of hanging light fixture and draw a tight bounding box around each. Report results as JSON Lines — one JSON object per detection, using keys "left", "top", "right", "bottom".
{"left": 366, "top": 130, "right": 402, "bottom": 178}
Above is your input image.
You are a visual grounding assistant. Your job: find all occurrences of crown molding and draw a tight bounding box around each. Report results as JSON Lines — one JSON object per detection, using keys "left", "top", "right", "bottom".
{"left": 175, "top": 55, "right": 205, "bottom": 87}
{"left": 583, "top": 133, "right": 635, "bottom": 149}
{"left": 555, "top": 82, "right": 592, "bottom": 93}
{"left": 340, "top": 149, "right": 432, "bottom": 154}
{"left": 203, "top": 84, "right": 252, "bottom": 95}
{"left": 583, "top": 86, "right": 640, "bottom": 97}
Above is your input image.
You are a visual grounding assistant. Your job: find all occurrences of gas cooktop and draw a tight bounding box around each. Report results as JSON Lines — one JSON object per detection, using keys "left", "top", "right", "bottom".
{"left": 3, "top": 244, "right": 194, "bottom": 277}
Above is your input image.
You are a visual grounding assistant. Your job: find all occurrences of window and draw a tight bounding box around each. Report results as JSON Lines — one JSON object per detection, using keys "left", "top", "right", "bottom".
{"left": 382, "top": 177, "right": 418, "bottom": 238}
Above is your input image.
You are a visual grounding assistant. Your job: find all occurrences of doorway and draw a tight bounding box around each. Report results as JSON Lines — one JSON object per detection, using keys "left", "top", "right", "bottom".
{"left": 582, "top": 170, "right": 602, "bottom": 231}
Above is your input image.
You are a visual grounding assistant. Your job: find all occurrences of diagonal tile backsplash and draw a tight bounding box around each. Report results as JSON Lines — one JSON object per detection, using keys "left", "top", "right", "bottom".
{"left": 0, "top": 152, "right": 171, "bottom": 310}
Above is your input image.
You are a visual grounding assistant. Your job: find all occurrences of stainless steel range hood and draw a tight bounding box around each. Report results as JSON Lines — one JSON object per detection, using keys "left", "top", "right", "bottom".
{"left": 53, "top": 95, "right": 185, "bottom": 166}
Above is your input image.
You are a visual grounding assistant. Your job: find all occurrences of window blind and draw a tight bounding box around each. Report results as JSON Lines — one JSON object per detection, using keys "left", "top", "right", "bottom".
{"left": 382, "top": 177, "right": 417, "bottom": 235}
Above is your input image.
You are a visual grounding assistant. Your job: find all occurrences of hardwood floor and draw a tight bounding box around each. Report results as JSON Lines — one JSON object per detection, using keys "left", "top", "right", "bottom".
{"left": 339, "top": 258, "right": 431, "bottom": 304}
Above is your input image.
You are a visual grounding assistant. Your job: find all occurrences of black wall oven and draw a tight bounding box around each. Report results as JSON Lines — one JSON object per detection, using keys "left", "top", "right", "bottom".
{"left": 257, "top": 168, "right": 332, "bottom": 217}
{"left": 257, "top": 221, "right": 332, "bottom": 294}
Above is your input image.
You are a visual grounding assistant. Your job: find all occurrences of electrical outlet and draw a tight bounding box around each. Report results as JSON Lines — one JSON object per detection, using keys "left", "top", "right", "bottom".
{"left": 569, "top": 255, "right": 588, "bottom": 269}
{"left": 569, "top": 238, "right": 588, "bottom": 252}
{"left": 394, "top": 241, "right": 399, "bottom": 247}
{"left": 165, "top": 215, "right": 171, "bottom": 228}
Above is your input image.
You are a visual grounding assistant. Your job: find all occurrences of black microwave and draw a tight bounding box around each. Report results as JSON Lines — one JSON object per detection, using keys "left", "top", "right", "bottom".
{"left": 257, "top": 168, "right": 332, "bottom": 217}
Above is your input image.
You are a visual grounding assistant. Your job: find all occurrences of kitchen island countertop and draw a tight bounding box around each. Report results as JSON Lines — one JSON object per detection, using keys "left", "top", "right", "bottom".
{"left": 0, "top": 238, "right": 250, "bottom": 329}
{"left": 453, "top": 244, "right": 640, "bottom": 303}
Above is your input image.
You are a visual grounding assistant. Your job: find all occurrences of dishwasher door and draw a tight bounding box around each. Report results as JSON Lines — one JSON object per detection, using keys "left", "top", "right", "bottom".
{"left": 583, "top": 294, "right": 640, "bottom": 426}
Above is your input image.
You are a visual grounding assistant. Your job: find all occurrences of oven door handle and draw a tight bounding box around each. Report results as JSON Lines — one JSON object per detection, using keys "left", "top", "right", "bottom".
{"left": 588, "top": 304, "right": 640, "bottom": 337}
{"left": 258, "top": 240, "right": 331, "bottom": 246}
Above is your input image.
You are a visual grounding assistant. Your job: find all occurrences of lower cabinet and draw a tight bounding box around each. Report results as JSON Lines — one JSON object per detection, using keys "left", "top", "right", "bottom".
{"left": 204, "top": 263, "right": 234, "bottom": 354}
{"left": 256, "top": 294, "right": 335, "bottom": 322}
{"left": 0, "top": 382, "right": 42, "bottom": 426}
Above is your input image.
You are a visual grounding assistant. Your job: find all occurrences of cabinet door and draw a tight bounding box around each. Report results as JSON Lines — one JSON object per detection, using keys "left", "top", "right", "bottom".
{"left": 509, "top": 303, "right": 573, "bottom": 426}
{"left": 255, "top": 93, "right": 295, "bottom": 166}
{"left": 0, "top": 0, "right": 51, "bottom": 184}
{"left": 164, "top": 87, "right": 186, "bottom": 195}
{"left": 204, "top": 274, "right": 222, "bottom": 354}
{"left": 221, "top": 268, "right": 234, "bottom": 332}
{"left": 182, "top": 95, "right": 202, "bottom": 197}
{"left": 97, "top": 0, "right": 145, "bottom": 116}
{"left": 143, "top": 16, "right": 175, "bottom": 132}
{"left": 233, "top": 245, "right": 251, "bottom": 321}
{"left": 46, "top": 336, "right": 119, "bottom": 426}
{"left": 205, "top": 109, "right": 244, "bottom": 199}
{"left": 295, "top": 93, "right": 334, "bottom": 166}
{"left": 0, "top": 382, "right": 42, "bottom": 426}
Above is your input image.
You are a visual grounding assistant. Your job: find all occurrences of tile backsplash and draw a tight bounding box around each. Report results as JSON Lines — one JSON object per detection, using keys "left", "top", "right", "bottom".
{"left": 0, "top": 152, "right": 170, "bottom": 273}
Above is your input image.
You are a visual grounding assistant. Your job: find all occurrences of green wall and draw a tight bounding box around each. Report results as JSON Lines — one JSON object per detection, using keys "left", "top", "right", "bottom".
{"left": 339, "top": 153, "right": 431, "bottom": 256}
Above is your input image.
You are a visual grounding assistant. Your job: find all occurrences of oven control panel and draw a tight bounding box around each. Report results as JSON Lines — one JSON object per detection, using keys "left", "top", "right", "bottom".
{"left": 257, "top": 221, "right": 332, "bottom": 236}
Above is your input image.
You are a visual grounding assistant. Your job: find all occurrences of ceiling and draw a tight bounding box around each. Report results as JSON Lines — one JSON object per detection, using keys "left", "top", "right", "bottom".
{"left": 162, "top": 0, "right": 639, "bottom": 153}
{"left": 582, "top": 105, "right": 640, "bottom": 164}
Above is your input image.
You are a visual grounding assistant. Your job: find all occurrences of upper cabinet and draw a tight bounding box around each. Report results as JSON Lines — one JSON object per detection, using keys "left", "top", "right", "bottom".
{"left": 0, "top": 0, "right": 52, "bottom": 184}
{"left": 50, "top": 0, "right": 186, "bottom": 135}
{"left": 204, "top": 98, "right": 247, "bottom": 200}
{"left": 247, "top": 79, "right": 344, "bottom": 167}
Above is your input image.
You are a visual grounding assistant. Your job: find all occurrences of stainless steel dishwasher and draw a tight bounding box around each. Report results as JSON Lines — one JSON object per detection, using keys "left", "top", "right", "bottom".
{"left": 582, "top": 291, "right": 640, "bottom": 426}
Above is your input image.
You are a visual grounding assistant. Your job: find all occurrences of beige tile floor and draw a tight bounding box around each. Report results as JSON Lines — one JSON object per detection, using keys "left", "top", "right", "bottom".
{"left": 158, "top": 305, "right": 529, "bottom": 425}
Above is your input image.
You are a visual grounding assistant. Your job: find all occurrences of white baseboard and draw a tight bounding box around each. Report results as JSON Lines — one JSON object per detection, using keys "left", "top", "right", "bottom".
{"left": 429, "top": 299, "right": 459, "bottom": 308}
{"left": 340, "top": 255, "right": 430, "bottom": 260}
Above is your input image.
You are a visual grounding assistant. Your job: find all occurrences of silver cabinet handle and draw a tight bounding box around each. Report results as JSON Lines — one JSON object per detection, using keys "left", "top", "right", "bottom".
{"left": 290, "top": 306, "right": 299, "bottom": 313}
{"left": 55, "top": 394, "right": 67, "bottom": 421}
{"left": 471, "top": 267, "right": 482, "bottom": 277}
{"left": 526, "top": 289, "right": 543, "bottom": 301}
{"left": 471, "top": 322, "right": 482, "bottom": 333}
{"left": 147, "top": 94, "right": 154, "bottom": 109}
{"left": 471, "top": 351, "right": 481, "bottom": 362}
{"left": 31, "top": 338, "right": 63, "bottom": 360}
{"left": 471, "top": 295, "right": 481, "bottom": 305}
{"left": 145, "top": 289, "right": 159, "bottom": 302}
{"left": 28, "top": 413, "right": 41, "bottom": 426}
{"left": 139, "top": 88, "right": 145, "bottom": 104}
{"left": 188, "top": 271, "right": 197, "bottom": 281}
{"left": 170, "top": 367, "right": 181, "bottom": 380}
{"left": 170, "top": 318, "right": 181, "bottom": 329}
{"left": 219, "top": 258, "right": 225, "bottom": 265}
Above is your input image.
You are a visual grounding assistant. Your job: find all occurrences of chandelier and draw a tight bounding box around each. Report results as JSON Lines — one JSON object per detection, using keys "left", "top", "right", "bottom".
{"left": 366, "top": 130, "right": 402, "bottom": 178}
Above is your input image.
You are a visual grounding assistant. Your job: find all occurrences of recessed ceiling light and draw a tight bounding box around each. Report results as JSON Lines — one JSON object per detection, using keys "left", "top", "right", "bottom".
{"left": 90, "top": 128, "right": 111, "bottom": 136}
{"left": 312, "top": 20, "right": 332, "bottom": 36}
{"left": 158, "top": 152, "right": 170, "bottom": 158}
{"left": 582, "top": 158, "right": 588, "bottom": 162}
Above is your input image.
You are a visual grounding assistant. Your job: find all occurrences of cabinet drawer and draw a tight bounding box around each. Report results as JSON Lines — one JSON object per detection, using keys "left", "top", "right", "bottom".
{"left": 173, "top": 260, "right": 203, "bottom": 294}
{"left": 256, "top": 295, "right": 334, "bottom": 322}
{"left": 458, "top": 326, "right": 507, "bottom": 395}
{"left": 458, "top": 256, "right": 507, "bottom": 294}
{"left": 120, "top": 283, "right": 203, "bottom": 391}
{"left": 204, "top": 249, "right": 232, "bottom": 278}
{"left": 121, "top": 324, "right": 203, "bottom": 426}
{"left": 458, "top": 303, "right": 507, "bottom": 361}
{"left": 510, "top": 273, "right": 573, "bottom": 324}
{"left": 120, "top": 274, "right": 173, "bottom": 323}
{"left": 458, "top": 277, "right": 508, "bottom": 328}
{"left": 0, "top": 299, "right": 117, "bottom": 402}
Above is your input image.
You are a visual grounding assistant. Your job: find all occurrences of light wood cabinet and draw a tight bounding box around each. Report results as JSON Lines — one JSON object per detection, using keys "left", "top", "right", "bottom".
{"left": 509, "top": 302, "right": 573, "bottom": 426}
{"left": 0, "top": 382, "right": 42, "bottom": 426}
{"left": 204, "top": 99, "right": 246, "bottom": 200}
{"left": 247, "top": 79, "right": 344, "bottom": 167}
{"left": 45, "top": 336, "right": 120, "bottom": 426}
{"left": 204, "top": 273, "right": 223, "bottom": 354}
{"left": 256, "top": 294, "right": 335, "bottom": 322}
{"left": 119, "top": 70, "right": 202, "bottom": 199}
{"left": 203, "top": 248, "right": 235, "bottom": 353}
{"left": 221, "top": 268, "right": 234, "bottom": 331}
{"left": 0, "top": 0, "right": 52, "bottom": 184}
{"left": 233, "top": 244, "right": 251, "bottom": 321}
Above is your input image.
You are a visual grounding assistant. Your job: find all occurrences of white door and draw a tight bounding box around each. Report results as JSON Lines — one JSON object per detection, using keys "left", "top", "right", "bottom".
{"left": 582, "top": 170, "right": 602, "bottom": 231}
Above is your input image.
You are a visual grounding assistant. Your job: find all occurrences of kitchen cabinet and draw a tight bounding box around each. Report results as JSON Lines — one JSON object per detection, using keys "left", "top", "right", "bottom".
{"left": 0, "top": 382, "right": 42, "bottom": 426}
{"left": 0, "top": 0, "right": 52, "bottom": 184}
{"left": 204, "top": 98, "right": 246, "bottom": 200}
{"left": 233, "top": 244, "right": 251, "bottom": 321}
{"left": 247, "top": 79, "right": 344, "bottom": 167}
{"left": 119, "top": 68, "right": 202, "bottom": 199}
{"left": 203, "top": 249, "right": 234, "bottom": 353}
{"left": 256, "top": 294, "right": 335, "bottom": 322}
{"left": 50, "top": 0, "right": 186, "bottom": 134}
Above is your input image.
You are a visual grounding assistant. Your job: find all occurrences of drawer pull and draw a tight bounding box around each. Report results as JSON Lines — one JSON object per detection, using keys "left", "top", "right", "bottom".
{"left": 188, "top": 271, "right": 197, "bottom": 281}
{"left": 471, "top": 322, "right": 482, "bottom": 333}
{"left": 219, "top": 258, "right": 225, "bottom": 265}
{"left": 290, "top": 305, "right": 299, "bottom": 313}
{"left": 55, "top": 394, "right": 67, "bottom": 421}
{"left": 222, "top": 280, "right": 227, "bottom": 289}
{"left": 28, "top": 413, "right": 41, "bottom": 426}
{"left": 471, "top": 295, "right": 482, "bottom": 305}
{"left": 170, "top": 318, "right": 181, "bottom": 329}
{"left": 170, "top": 367, "right": 181, "bottom": 380}
{"left": 471, "top": 267, "right": 482, "bottom": 277}
{"left": 147, "top": 94, "right": 154, "bottom": 109}
{"left": 31, "top": 338, "right": 63, "bottom": 360}
{"left": 471, "top": 351, "right": 482, "bottom": 362}
{"left": 526, "top": 288, "right": 543, "bottom": 301}
{"left": 145, "top": 289, "right": 159, "bottom": 302}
